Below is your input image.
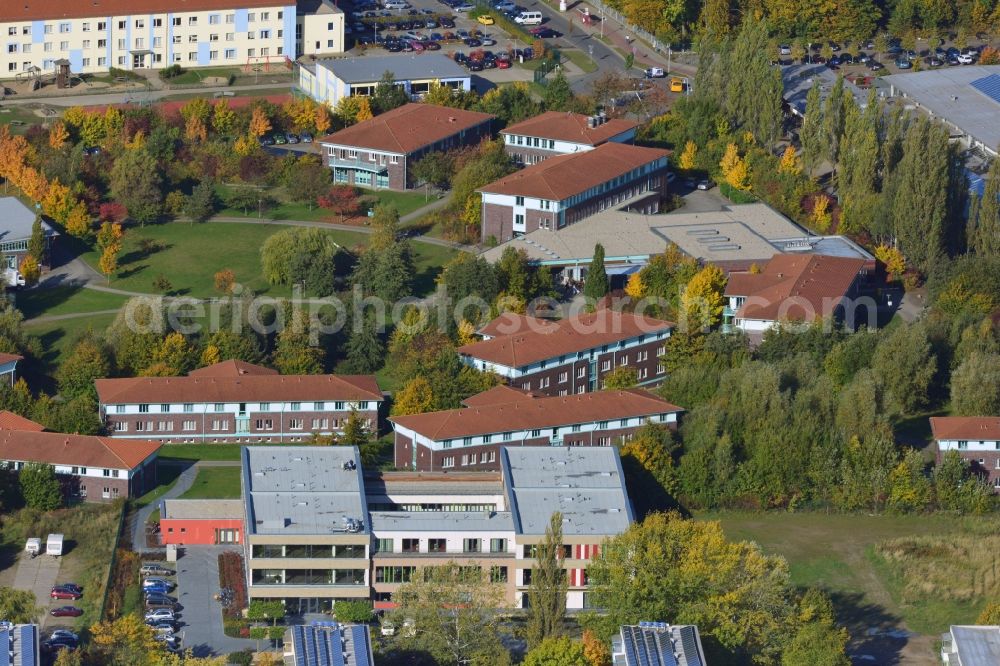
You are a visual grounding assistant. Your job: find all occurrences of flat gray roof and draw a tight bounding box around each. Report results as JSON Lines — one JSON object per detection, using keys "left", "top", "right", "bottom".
{"left": 884, "top": 66, "right": 1000, "bottom": 155}
{"left": 782, "top": 63, "right": 868, "bottom": 117}
{"left": 0, "top": 197, "right": 54, "bottom": 244}
{"left": 370, "top": 510, "right": 514, "bottom": 532}
{"left": 501, "top": 447, "right": 634, "bottom": 536}
{"left": 242, "top": 446, "right": 368, "bottom": 536}
{"left": 161, "top": 499, "right": 243, "bottom": 521}
{"left": 953, "top": 626, "right": 1000, "bottom": 666}
{"left": 318, "top": 54, "right": 468, "bottom": 84}
{"left": 481, "top": 202, "right": 875, "bottom": 267}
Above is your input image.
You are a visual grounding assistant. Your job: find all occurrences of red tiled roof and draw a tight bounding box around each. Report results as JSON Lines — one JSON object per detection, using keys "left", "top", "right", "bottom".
{"left": 0, "top": 0, "right": 280, "bottom": 22}
{"left": 460, "top": 385, "right": 543, "bottom": 407}
{"left": 0, "top": 353, "right": 23, "bottom": 365}
{"left": 500, "top": 111, "right": 637, "bottom": 146}
{"left": 0, "top": 411, "right": 45, "bottom": 432}
{"left": 477, "top": 142, "right": 668, "bottom": 201}
{"left": 930, "top": 417, "right": 1000, "bottom": 442}
{"left": 0, "top": 430, "right": 161, "bottom": 470}
{"left": 392, "top": 389, "right": 682, "bottom": 440}
{"left": 188, "top": 360, "right": 278, "bottom": 377}
{"left": 96, "top": 374, "right": 382, "bottom": 405}
{"left": 725, "top": 254, "right": 866, "bottom": 323}
{"left": 458, "top": 309, "right": 672, "bottom": 368}
{"left": 477, "top": 313, "right": 556, "bottom": 338}
{"left": 318, "top": 103, "right": 495, "bottom": 155}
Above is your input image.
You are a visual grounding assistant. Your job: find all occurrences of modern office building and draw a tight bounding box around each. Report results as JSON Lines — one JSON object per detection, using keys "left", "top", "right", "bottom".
{"left": 240, "top": 445, "right": 636, "bottom": 611}
{"left": 613, "top": 622, "right": 707, "bottom": 666}
{"left": 931, "top": 417, "right": 1000, "bottom": 492}
{"left": 479, "top": 142, "right": 669, "bottom": 243}
{"left": 389, "top": 386, "right": 682, "bottom": 471}
{"left": 500, "top": 111, "right": 638, "bottom": 165}
{"left": 457, "top": 309, "right": 673, "bottom": 395}
{"left": 96, "top": 360, "right": 382, "bottom": 443}
{"left": 317, "top": 103, "right": 493, "bottom": 190}
{"left": 299, "top": 54, "right": 471, "bottom": 108}
{"left": 0, "top": 0, "right": 343, "bottom": 78}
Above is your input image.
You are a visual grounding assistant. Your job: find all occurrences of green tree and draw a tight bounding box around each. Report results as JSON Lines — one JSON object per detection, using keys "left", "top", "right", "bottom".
{"left": 351, "top": 240, "right": 414, "bottom": 303}
{"left": 183, "top": 179, "right": 217, "bottom": 224}
{"left": 821, "top": 75, "right": 846, "bottom": 170}
{"left": 543, "top": 68, "right": 575, "bottom": 112}
{"left": 90, "top": 614, "right": 169, "bottom": 666}
{"left": 411, "top": 151, "right": 456, "bottom": 190}
{"left": 389, "top": 562, "right": 511, "bottom": 666}
{"left": 477, "top": 83, "right": 541, "bottom": 124}
{"left": 584, "top": 512, "right": 793, "bottom": 661}
{"left": 720, "top": 18, "right": 783, "bottom": 145}
{"left": 799, "top": 82, "right": 826, "bottom": 174}
{"left": 0, "top": 587, "right": 40, "bottom": 623}
{"left": 109, "top": 148, "right": 164, "bottom": 226}
{"left": 887, "top": 449, "right": 932, "bottom": 513}
{"left": 871, "top": 322, "right": 936, "bottom": 414}
{"left": 837, "top": 89, "right": 880, "bottom": 234}
{"left": 27, "top": 215, "right": 47, "bottom": 267}
{"left": 440, "top": 253, "right": 500, "bottom": 309}
{"left": 971, "top": 150, "right": 1000, "bottom": 257}
{"left": 526, "top": 512, "right": 567, "bottom": 648}
{"left": 341, "top": 409, "right": 371, "bottom": 446}
{"left": 247, "top": 600, "right": 286, "bottom": 626}
{"left": 372, "top": 70, "right": 409, "bottom": 114}
{"left": 583, "top": 244, "right": 609, "bottom": 304}
{"left": 602, "top": 367, "right": 637, "bottom": 389}
{"left": 891, "top": 117, "right": 949, "bottom": 272}
{"left": 273, "top": 309, "right": 325, "bottom": 374}
{"left": 260, "top": 227, "right": 339, "bottom": 286}
{"left": 19, "top": 462, "right": 62, "bottom": 510}
{"left": 781, "top": 618, "right": 850, "bottom": 666}
{"left": 333, "top": 600, "right": 374, "bottom": 623}
{"left": 836, "top": 428, "right": 897, "bottom": 512}
{"left": 343, "top": 312, "right": 384, "bottom": 374}
{"left": 950, "top": 352, "right": 1000, "bottom": 416}
{"left": 57, "top": 333, "right": 110, "bottom": 400}
{"left": 391, "top": 377, "right": 435, "bottom": 416}
{"left": 524, "top": 636, "right": 589, "bottom": 666}
{"left": 285, "top": 155, "right": 331, "bottom": 211}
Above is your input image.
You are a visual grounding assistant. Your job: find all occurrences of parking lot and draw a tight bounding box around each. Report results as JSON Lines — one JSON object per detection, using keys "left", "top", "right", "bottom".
{"left": 11, "top": 553, "right": 62, "bottom": 628}
{"left": 172, "top": 546, "right": 254, "bottom": 657}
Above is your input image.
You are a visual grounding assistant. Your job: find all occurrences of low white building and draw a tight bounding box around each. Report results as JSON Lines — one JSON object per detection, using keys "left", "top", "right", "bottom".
{"left": 941, "top": 625, "right": 1000, "bottom": 665}
{"left": 0, "top": 0, "right": 342, "bottom": 77}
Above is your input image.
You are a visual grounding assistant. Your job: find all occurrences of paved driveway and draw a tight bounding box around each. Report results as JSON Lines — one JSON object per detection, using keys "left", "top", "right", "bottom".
{"left": 12, "top": 553, "right": 61, "bottom": 628}
{"left": 174, "top": 545, "right": 255, "bottom": 657}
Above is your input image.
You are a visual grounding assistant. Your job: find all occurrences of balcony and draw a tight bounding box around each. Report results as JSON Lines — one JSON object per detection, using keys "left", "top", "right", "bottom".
{"left": 327, "top": 156, "right": 388, "bottom": 173}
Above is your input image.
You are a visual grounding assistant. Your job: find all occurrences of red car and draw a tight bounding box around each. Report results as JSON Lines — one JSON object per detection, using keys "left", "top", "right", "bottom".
{"left": 50, "top": 606, "right": 83, "bottom": 617}
{"left": 497, "top": 58, "right": 511, "bottom": 69}
{"left": 50, "top": 588, "right": 82, "bottom": 600}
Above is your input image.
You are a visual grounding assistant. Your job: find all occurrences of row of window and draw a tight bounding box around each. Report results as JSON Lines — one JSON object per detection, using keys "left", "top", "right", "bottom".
{"left": 121, "top": 401, "right": 371, "bottom": 414}
{"left": 563, "top": 158, "right": 666, "bottom": 207}
{"left": 5, "top": 11, "right": 284, "bottom": 36}
{"left": 955, "top": 441, "right": 1000, "bottom": 449}
{"left": 3, "top": 461, "right": 120, "bottom": 477}
{"left": 384, "top": 537, "right": 507, "bottom": 554}
{"left": 6, "top": 48, "right": 281, "bottom": 72}
{"left": 5, "top": 27, "right": 280, "bottom": 55}
{"left": 441, "top": 450, "right": 497, "bottom": 467}
{"left": 505, "top": 135, "right": 557, "bottom": 150}
{"left": 251, "top": 568, "right": 366, "bottom": 586}
{"left": 437, "top": 413, "right": 670, "bottom": 449}
{"left": 328, "top": 147, "right": 401, "bottom": 164}
{"left": 252, "top": 544, "right": 367, "bottom": 559}
{"left": 120, "top": 417, "right": 369, "bottom": 433}
{"left": 373, "top": 565, "right": 508, "bottom": 584}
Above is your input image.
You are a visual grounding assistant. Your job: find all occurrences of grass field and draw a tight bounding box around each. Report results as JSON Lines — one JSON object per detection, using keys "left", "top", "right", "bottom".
{"left": 218, "top": 186, "right": 430, "bottom": 221}
{"left": 77, "top": 221, "right": 456, "bottom": 298}
{"left": 24, "top": 313, "right": 118, "bottom": 380}
{"left": 157, "top": 444, "right": 243, "bottom": 462}
{"left": 162, "top": 66, "right": 240, "bottom": 85}
{"left": 0, "top": 107, "right": 43, "bottom": 135}
{"left": 16, "top": 286, "right": 129, "bottom": 320}
{"left": 562, "top": 49, "right": 599, "bottom": 74}
{"left": 0, "top": 503, "right": 123, "bottom": 629}
{"left": 178, "top": 467, "right": 242, "bottom": 499}
{"left": 699, "top": 511, "right": 992, "bottom": 639}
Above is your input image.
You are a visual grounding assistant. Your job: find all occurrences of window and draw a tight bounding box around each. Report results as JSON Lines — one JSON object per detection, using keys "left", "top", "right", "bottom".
{"left": 483, "top": 434, "right": 492, "bottom": 444}
{"left": 172, "top": 17, "right": 181, "bottom": 26}
{"left": 188, "top": 17, "right": 198, "bottom": 26}
{"left": 313, "top": 401, "right": 324, "bottom": 411}
{"left": 391, "top": 155, "right": 399, "bottom": 164}
{"left": 211, "top": 419, "right": 228, "bottom": 431}
{"left": 375, "top": 538, "right": 393, "bottom": 553}
{"left": 188, "top": 35, "right": 198, "bottom": 43}
{"left": 8, "top": 27, "right": 15, "bottom": 36}
{"left": 289, "top": 418, "right": 304, "bottom": 430}
{"left": 463, "top": 437, "right": 472, "bottom": 446}
{"left": 153, "top": 18, "right": 162, "bottom": 27}
{"left": 114, "top": 421, "right": 126, "bottom": 432}
{"left": 255, "top": 419, "right": 274, "bottom": 430}
{"left": 210, "top": 33, "right": 219, "bottom": 41}
{"left": 502, "top": 431, "right": 512, "bottom": 441}
{"left": 571, "top": 424, "right": 582, "bottom": 433}
{"left": 558, "top": 371, "right": 568, "bottom": 383}
{"left": 183, "top": 403, "right": 194, "bottom": 413}
{"left": 214, "top": 403, "right": 224, "bottom": 412}
{"left": 226, "top": 33, "right": 234, "bottom": 41}
{"left": 491, "top": 566, "right": 508, "bottom": 583}
{"left": 60, "top": 41, "right": 69, "bottom": 50}
{"left": 44, "top": 42, "right": 52, "bottom": 52}
{"left": 44, "top": 24, "right": 53, "bottom": 34}
{"left": 59, "top": 23, "right": 71, "bottom": 33}
{"left": 209, "top": 14, "right": 221, "bottom": 24}
{"left": 134, "top": 19, "right": 144, "bottom": 28}
{"left": 531, "top": 429, "right": 541, "bottom": 437}
{"left": 81, "top": 39, "right": 90, "bottom": 48}
{"left": 402, "top": 538, "right": 420, "bottom": 553}
{"left": 290, "top": 402, "right": 301, "bottom": 411}
{"left": 260, "top": 29, "right": 271, "bottom": 39}
{"left": 335, "top": 401, "right": 345, "bottom": 410}
{"left": 515, "top": 196, "right": 524, "bottom": 206}
{"left": 226, "top": 14, "right": 235, "bottom": 24}
{"left": 182, "top": 420, "right": 196, "bottom": 431}
{"left": 139, "top": 404, "right": 150, "bottom": 413}
{"left": 6, "top": 45, "right": 16, "bottom": 54}
{"left": 463, "top": 538, "right": 481, "bottom": 553}
{"left": 172, "top": 35, "right": 181, "bottom": 44}
{"left": 428, "top": 538, "right": 446, "bottom": 553}
{"left": 490, "top": 538, "right": 506, "bottom": 553}
{"left": 262, "top": 11, "right": 270, "bottom": 20}
{"left": 601, "top": 360, "right": 611, "bottom": 371}
{"left": 442, "top": 456, "right": 455, "bottom": 468}
{"left": 577, "top": 367, "right": 585, "bottom": 378}
{"left": 248, "top": 12, "right": 257, "bottom": 22}
{"left": 461, "top": 454, "right": 469, "bottom": 466}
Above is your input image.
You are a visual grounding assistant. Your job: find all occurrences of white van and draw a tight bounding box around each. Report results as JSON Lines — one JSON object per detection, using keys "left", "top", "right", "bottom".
{"left": 514, "top": 11, "right": 543, "bottom": 24}
{"left": 384, "top": 0, "right": 410, "bottom": 9}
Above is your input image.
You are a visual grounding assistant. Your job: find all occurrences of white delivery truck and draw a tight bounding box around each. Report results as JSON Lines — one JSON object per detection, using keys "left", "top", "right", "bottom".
{"left": 46, "top": 533, "right": 64, "bottom": 557}
{"left": 3, "top": 268, "right": 24, "bottom": 288}
{"left": 24, "top": 538, "right": 41, "bottom": 558}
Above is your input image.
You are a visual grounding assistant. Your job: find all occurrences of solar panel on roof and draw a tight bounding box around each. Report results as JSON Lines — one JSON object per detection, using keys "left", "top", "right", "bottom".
{"left": 351, "top": 626, "right": 370, "bottom": 666}
{"left": 0, "top": 630, "right": 9, "bottom": 666}
{"left": 19, "top": 626, "right": 35, "bottom": 666}
{"left": 329, "top": 629, "right": 345, "bottom": 666}
{"left": 653, "top": 632, "right": 677, "bottom": 666}
{"left": 678, "top": 627, "right": 702, "bottom": 666}
{"left": 971, "top": 74, "right": 1000, "bottom": 104}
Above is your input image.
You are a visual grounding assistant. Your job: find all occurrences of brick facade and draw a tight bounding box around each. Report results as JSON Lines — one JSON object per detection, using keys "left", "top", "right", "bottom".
{"left": 936, "top": 448, "right": 1000, "bottom": 492}
{"left": 58, "top": 459, "right": 157, "bottom": 502}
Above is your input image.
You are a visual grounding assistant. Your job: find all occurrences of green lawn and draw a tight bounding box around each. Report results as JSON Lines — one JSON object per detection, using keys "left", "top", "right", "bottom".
{"left": 24, "top": 313, "right": 118, "bottom": 376}
{"left": 178, "top": 466, "right": 242, "bottom": 499}
{"left": 157, "top": 444, "right": 244, "bottom": 462}
{"left": 132, "top": 461, "right": 187, "bottom": 509}
{"left": 699, "top": 511, "right": 992, "bottom": 638}
{"left": 77, "top": 221, "right": 455, "bottom": 299}
{"left": 16, "top": 286, "right": 129, "bottom": 320}
{"left": 561, "top": 49, "right": 599, "bottom": 74}
{"left": 219, "top": 186, "right": 431, "bottom": 221}
{"left": 0, "top": 107, "right": 44, "bottom": 134}
{"left": 162, "top": 67, "right": 240, "bottom": 85}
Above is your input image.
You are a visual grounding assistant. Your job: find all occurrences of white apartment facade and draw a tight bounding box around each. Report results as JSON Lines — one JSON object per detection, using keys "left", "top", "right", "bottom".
{"left": 0, "top": 0, "right": 343, "bottom": 77}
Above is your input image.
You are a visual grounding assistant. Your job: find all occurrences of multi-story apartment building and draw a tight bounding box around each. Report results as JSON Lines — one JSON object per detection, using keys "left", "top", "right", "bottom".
{"left": 932, "top": 417, "right": 1000, "bottom": 492}
{"left": 389, "top": 386, "right": 682, "bottom": 472}
{"left": 479, "top": 142, "right": 668, "bottom": 243}
{"left": 242, "top": 446, "right": 372, "bottom": 615}
{"left": 96, "top": 360, "right": 382, "bottom": 443}
{"left": 457, "top": 309, "right": 673, "bottom": 395}
{"left": 0, "top": 0, "right": 343, "bottom": 77}
{"left": 240, "top": 445, "right": 636, "bottom": 612}
{"left": 318, "top": 102, "right": 493, "bottom": 190}
{"left": 500, "top": 111, "right": 637, "bottom": 165}
{"left": 0, "top": 413, "right": 161, "bottom": 501}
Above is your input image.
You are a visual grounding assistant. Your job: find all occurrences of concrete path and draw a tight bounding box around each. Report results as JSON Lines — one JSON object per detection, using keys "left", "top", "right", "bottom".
{"left": 130, "top": 461, "right": 199, "bottom": 554}
{"left": 174, "top": 545, "right": 256, "bottom": 657}
{"left": 12, "top": 553, "right": 61, "bottom": 628}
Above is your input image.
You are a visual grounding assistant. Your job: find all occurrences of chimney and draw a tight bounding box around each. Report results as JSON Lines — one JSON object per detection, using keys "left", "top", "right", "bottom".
{"left": 587, "top": 116, "right": 597, "bottom": 129}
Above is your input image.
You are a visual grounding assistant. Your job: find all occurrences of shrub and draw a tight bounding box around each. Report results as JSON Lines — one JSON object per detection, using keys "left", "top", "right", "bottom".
{"left": 104, "top": 549, "right": 140, "bottom": 620}
{"left": 160, "top": 65, "right": 186, "bottom": 80}
{"left": 218, "top": 551, "right": 248, "bottom": 619}
{"left": 227, "top": 649, "right": 254, "bottom": 666}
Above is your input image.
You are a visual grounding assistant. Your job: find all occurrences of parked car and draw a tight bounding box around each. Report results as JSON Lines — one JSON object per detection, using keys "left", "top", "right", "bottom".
{"left": 868, "top": 60, "right": 883, "bottom": 71}
{"left": 381, "top": 621, "right": 396, "bottom": 636}
{"left": 497, "top": 57, "right": 511, "bottom": 69}
{"left": 958, "top": 53, "right": 975, "bottom": 64}
{"left": 439, "top": 17, "right": 455, "bottom": 27}
{"left": 696, "top": 179, "right": 714, "bottom": 191}
{"left": 300, "top": 133, "right": 314, "bottom": 143}
{"left": 145, "top": 609, "right": 177, "bottom": 623}
{"left": 453, "top": 3, "right": 476, "bottom": 11}
{"left": 140, "top": 565, "right": 175, "bottom": 576}
{"left": 925, "top": 56, "right": 943, "bottom": 67}
{"left": 286, "top": 133, "right": 300, "bottom": 144}
{"left": 57, "top": 583, "right": 82, "bottom": 594}
{"left": 50, "top": 606, "right": 83, "bottom": 617}
{"left": 481, "top": 36, "right": 496, "bottom": 45}
{"left": 42, "top": 638, "right": 77, "bottom": 652}
{"left": 150, "top": 622, "right": 176, "bottom": 636}
{"left": 424, "top": 41, "right": 441, "bottom": 49}
{"left": 143, "top": 577, "right": 175, "bottom": 589}
{"left": 495, "top": 0, "right": 516, "bottom": 11}
{"left": 477, "top": 14, "right": 495, "bottom": 24}
{"left": 895, "top": 57, "right": 912, "bottom": 69}
{"left": 467, "top": 59, "right": 484, "bottom": 71}
{"left": 778, "top": 44, "right": 791, "bottom": 55}
{"left": 157, "top": 634, "right": 182, "bottom": 653}
{"left": 273, "top": 134, "right": 288, "bottom": 145}
{"left": 644, "top": 67, "right": 666, "bottom": 78}
{"left": 464, "top": 37, "right": 481, "bottom": 47}
{"left": 50, "top": 587, "right": 82, "bottom": 600}
{"left": 424, "top": 19, "right": 438, "bottom": 28}
{"left": 49, "top": 630, "right": 79, "bottom": 643}
{"left": 530, "top": 27, "right": 559, "bottom": 38}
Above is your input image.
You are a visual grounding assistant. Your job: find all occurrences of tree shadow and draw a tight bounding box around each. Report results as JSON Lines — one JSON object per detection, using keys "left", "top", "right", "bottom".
{"left": 828, "top": 590, "right": 911, "bottom": 665}
{"left": 116, "top": 265, "right": 148, "bottom": 280}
